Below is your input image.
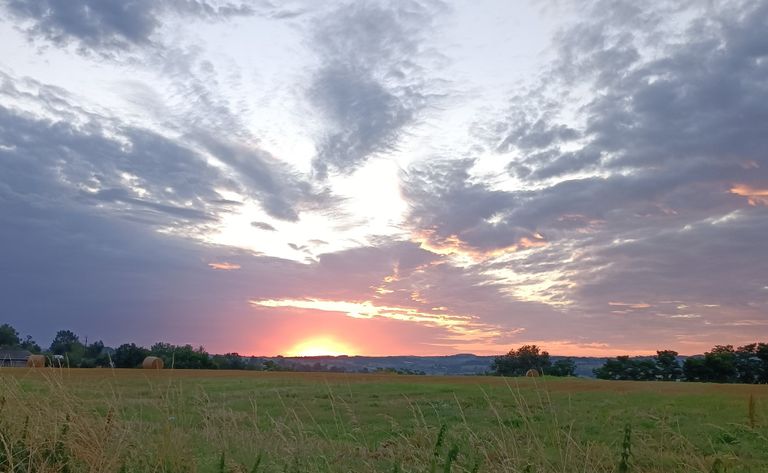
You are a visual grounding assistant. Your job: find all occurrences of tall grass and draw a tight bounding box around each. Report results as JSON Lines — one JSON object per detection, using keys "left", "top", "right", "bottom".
{"left": 0, "top": 369, "right": 762, "bottom": 472}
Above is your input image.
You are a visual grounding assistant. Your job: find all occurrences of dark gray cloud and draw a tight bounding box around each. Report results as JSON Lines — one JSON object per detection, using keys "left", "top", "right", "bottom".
{"left": 194, "top": 135, "right": 337, "bottom": 221}
{"left": 0, "top": 71, "right": 334, "bottom": 224}
{"left": 400, "top": 0, "right": 768, "bottom": 340}
{"left": 3, "top": 0, "right": 767, "bottom": 355}
{"left": 0, "top": 183, "right": 255, "bottom": 349}
{"left": 0, "top": 103, "right": 227, "bottom": 229}
{"left": 251, "top": 221, "right": 277, "bottom": 231}
{"left": 308, "top": 0, "right": 443, "bottom": 178}
{"left": 401, "top": 159, "right": 532, "bottom": 252}
{"left": 3, "top": 0, "right": 344, "bottom": 220}
{"left": 2, "top": 0, "right": 253, "bottom": 52}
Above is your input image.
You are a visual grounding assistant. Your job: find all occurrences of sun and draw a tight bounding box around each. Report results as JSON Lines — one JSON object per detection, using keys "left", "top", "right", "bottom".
{"left": 287, "top": 336, "right": 358, "bottom": 357}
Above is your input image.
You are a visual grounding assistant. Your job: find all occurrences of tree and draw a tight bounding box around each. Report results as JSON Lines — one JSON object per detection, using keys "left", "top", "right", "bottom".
{"left": 150, "top": 343, "right": 215, "bottom": 369}
{"left": 85, "top": 340, "right": 105, "bottom": 359}
{"left": 594, "top": 356, "right": 657, "bottom": 381}
{"left": 753, "top": 343, "right": 768, "bottom": 384}
{"left": 734, "top": 343, "right": 767, "bottom": 384}
{"left": 594, "top": 356, "right": 636, "bottom": 380}
{"left": 548, "top": 358, "right": 576, "bottom": 377}
{"left": 0, "top": 323, "right": 21, "bottom": 347}
{"left": 263, "top": 360, "right": 291, "bottom": 371}
{"left": 705, "top": 345, "right": 738, "bottom": 383}
{"left": 683, "top": 345, "right": 738, "bottom": 383}
{"left": 0, "top": 324, "right": 41, "bottom": 352}
{"left": 48, "top": 329, "right": 85, "bottom": 366}
{"left": 213, "top": 352, "right": 246, "bottom": 370}
{"left": 112, "top": 343, "right": 149, "bottom": 368}
{"left": 77, "top": 340, "right": 111, "bottom": 368}
{"left": 654, "top": 350, "right": 683, "bottom": 381}
{"left": 682, "top": 356, "right": 708, "bottom": 382}
{"left": 20, "top": 335, "right": 41, "bottom": 353}
{"left": 49, "top": 330, "right": 82, "bottom": 355}
{"left": 492, "top": 345, "right": 551, "bottom": 376}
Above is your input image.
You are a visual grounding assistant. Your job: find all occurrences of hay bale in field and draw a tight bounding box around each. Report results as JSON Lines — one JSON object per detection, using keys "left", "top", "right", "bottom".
{"left": 26, "top": 354, "right": 46, "bottom": 368}
{"left": 525, "top": 368, "right": 540, "bottom": 377}
{"left": 142, "top": 356, "right": 164, "bottom": 370}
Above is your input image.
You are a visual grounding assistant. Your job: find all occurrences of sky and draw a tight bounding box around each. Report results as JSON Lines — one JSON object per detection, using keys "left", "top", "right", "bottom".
{"left": 1, "top": 0, "right": 767, "bottom": 357}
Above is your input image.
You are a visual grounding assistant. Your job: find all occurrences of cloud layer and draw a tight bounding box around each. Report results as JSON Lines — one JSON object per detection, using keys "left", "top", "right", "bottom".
{"left": 1, "top": 0, "right": 766, "bottom": 355}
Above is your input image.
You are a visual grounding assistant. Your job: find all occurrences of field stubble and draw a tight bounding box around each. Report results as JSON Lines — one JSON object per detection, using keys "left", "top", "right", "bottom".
{"left": 0, "top": 369, "right": 767, "bottom": 472}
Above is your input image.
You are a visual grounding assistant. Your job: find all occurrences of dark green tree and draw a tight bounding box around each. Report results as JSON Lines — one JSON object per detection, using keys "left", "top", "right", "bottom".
{"left": 150, "top": 343, "right": 215, "bottom": 369}
{"left": 548, "top": 358, "right": 576, "bottom": 377}
{"left": 213, "top": 352, "right": 246, "bottom": 370}
{"left": 654, "top": 350, "right": 683, "bottom": 381}
{"left": 49, "top": 330, "right": 82, "bottom": 355}
{"left": 84, "top": 340, "right": 105, "bottom": 359}
{"left": 705, "top": 345, "right": 738, "bottom": 383}
{"left": 682, "top": 356, "right": 707, "bottom": 381}
{"left": 76, "top": 340, "right": 111, "bottom": 368}
{"left": 262, "top": 360, "right": 291, "bottom": 371}
{"left": 731, "top": 343, "right": 768, "bottom": 384}
{"left": 112, "top": 343, "right": 149, "bottom": 368}
{"left": 492, "top": 345, "right": 551, "bottom": 376}
{"left": 19, "top": 335, "right": 42, "bottom": 353}
{"left": 594, "top": 356, "right": 657, "bottom": 381}
{"left": 0, "top": 324, "right": 41, "bottom": 352}
{"left": 49, "top": 329, "right": 86, "bottom": 366}
{"left": 594, "top": 356, "right": 634, "bottom": 380}
{"left": 753, "top": 343, "right": 768, "bottom": 383}
{"left": 683, "top": 345, "right": 738, "bottom": 383}
{"left": 0, "top": 323, "right": 21, "bottom": 348}
{"left": 633, "top": 359, "right": 659, "bottom": 380}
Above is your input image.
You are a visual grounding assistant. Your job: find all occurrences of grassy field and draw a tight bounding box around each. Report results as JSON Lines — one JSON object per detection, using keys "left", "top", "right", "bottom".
{"left": 1, "top": 369, "right": 767, "bottom": 472}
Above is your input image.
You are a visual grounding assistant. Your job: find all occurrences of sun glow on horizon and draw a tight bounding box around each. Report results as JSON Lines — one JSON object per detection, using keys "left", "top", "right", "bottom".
{"left": 287, "top": 336, "right": 358, "bottom": 357}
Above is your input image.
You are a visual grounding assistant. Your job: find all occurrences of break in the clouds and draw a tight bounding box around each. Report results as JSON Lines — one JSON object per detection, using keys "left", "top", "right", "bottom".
{"left": 1, "top": 0, "right": 766, "bottom": 356}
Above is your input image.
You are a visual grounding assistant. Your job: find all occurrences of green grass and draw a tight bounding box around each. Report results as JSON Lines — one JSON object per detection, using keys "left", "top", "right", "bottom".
{"left": 1, "top": 369, "right": 767, "bottom": 472}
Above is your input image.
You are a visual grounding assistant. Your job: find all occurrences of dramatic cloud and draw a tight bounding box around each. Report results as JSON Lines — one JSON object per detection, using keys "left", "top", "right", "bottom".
{"left": 0, "top": 71, "right": 335, "bottom": 227}
{"left": 0, "top": 75, "right": 227, "bottom": 229}
{"left": 251, "top": 221, "right": 277, "bottom": 231}
{"left": 1, "top": 0, "right": 766, "bottom": 355}
{"left": 4, "top": 0, "right": 253, "bottom": 52}
{"left": 400, "top": 0, "right": 768, "bottom": 349}
{"left": 307, "top": 0, "right": 443, "bottom": 177}
{"left": 401, "top": 159, "right": 543, "bottom": 259}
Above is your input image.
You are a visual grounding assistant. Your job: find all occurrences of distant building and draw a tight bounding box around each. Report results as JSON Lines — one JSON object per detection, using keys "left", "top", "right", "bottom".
{"left": 0, "top": 349, "right": 32, "bottom": 367}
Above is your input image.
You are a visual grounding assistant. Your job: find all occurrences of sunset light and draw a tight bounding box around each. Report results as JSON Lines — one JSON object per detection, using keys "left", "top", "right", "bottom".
{"left": 287, "top": 337, "right": 358, "bottom": 357}
{"left": 3, "top": 1, "right": 768, "bottom": 469}
{"left": 2, "top": 0, "right": 767, "bottom": 360}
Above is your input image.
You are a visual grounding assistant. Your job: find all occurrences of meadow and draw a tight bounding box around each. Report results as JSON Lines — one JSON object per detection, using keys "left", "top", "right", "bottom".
{"left": 1, "top": 369, "right": 767, "bottom": 473}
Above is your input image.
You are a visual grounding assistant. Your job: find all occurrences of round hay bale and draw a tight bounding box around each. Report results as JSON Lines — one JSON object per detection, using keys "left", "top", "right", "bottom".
{"left": 525, "top": 369, "right": 540, "bottom": 377}
{"left": 26, "top": 354, "right": 45, "bottom": 368}
{"left": 142, "top": 356, "right": 164, "bottom": 370}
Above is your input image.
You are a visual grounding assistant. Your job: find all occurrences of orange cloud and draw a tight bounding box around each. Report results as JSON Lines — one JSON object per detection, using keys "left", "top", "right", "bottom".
{"left": 413, "top": 229, "right": 547, "bottom": 263}
{"left": 250, "top": 298, "right": 507, "bottom": 345}
{"left": 730, "top": 184, "right": 768, "bottom": 206}
{"left": 208, "top": 262, "right": 241, "bottom": 270}
{"left": 608, "top": 302, "right": 651, "bottom": 309}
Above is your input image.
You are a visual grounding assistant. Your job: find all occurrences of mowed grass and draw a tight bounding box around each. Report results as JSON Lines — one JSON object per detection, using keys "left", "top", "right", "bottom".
{"left": 1, "top": 369, "right": 768, "bottom": 472}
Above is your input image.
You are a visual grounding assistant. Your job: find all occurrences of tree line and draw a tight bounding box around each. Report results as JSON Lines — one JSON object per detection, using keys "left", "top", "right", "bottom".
{"left": 0, "top": 324, "right": 257, "bottom": 370}
{"left": 0, "top": 324, "right": 414, "bottom": 373}
{"left": 491, "top": 345, "right": 576, "bottom": 377}
{"left": 492, "top": 343, "right": 768, "bottom": 384}
{"left": 8, "top": 324, "right": 768, "bottom": 382}
{"left": 594, "top": 344, "right": 768, "bottom": 383}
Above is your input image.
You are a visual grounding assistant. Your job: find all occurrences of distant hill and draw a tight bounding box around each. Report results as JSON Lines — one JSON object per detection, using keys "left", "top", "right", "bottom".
{"left": 246, "top": 354, "right": 614, "bottom": 377}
